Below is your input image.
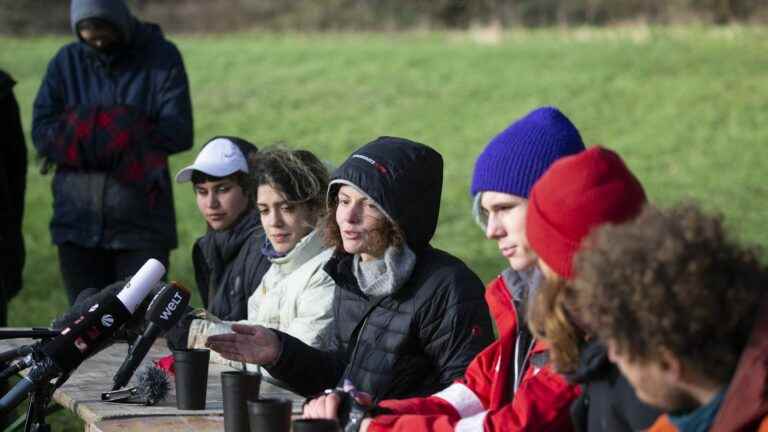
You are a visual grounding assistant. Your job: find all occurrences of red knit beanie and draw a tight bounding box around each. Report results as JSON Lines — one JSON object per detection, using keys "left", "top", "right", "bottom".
{"left": 526, "top": 146, "right": 647, "bottom": 279}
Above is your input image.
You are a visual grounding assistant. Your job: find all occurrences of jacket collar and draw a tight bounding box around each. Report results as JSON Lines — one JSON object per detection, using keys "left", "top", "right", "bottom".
{"left": 268, "top": 229, "right": 327, "bottom": 274}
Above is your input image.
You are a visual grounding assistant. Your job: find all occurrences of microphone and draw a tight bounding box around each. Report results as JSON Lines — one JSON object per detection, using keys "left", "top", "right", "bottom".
{"left": 102, "top": 365, "right": 170, "bottom": 405}
{"left": 0, "top": 259, "right": 165, "bottom": 414}
{"left": 51, "top": 287, "right": 115, "bottom": 330}
{"left": 111, "top": 281, "right": 190, "bottom": 390}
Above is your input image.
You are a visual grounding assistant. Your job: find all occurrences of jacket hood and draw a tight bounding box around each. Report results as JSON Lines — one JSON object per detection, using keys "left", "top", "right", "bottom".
{"left": 329, "top": 136, "right": 443, "bottom": 253}
{"left": 71, "top": 0, "right": 136, "bottom": 43}
{"left": 565, "top": 340, "right": 610, "bottom": 384}
{"left": 710, "top": 299, "right": 768, "bottom": 431}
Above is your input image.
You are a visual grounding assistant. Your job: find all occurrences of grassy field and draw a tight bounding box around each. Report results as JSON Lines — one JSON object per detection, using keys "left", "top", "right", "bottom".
{"left": 1, "top": 26, "right": 767, "bottom": 429}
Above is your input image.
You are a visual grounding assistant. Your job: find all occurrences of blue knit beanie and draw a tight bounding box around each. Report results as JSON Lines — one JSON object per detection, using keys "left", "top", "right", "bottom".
{"left": 470, "top": 106, "right": 585, "bottom": 199}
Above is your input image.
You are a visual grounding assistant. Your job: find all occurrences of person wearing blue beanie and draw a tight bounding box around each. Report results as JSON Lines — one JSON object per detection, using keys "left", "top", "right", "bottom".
{"left": 471, "top": 106, "right": 584, "bottom": 276}
{"left": 471, "top": 105, "right": 585, "bottom": 198}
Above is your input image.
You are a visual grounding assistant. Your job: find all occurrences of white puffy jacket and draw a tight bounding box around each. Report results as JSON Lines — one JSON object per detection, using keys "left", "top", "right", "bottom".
{"left": 187, "top": 229, "right": 335, "bottom": 371}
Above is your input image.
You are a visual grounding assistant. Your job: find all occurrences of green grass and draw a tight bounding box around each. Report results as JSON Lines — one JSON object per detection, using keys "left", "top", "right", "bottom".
{"left": 2, "top": 26, "right": 767, "bottom": 430}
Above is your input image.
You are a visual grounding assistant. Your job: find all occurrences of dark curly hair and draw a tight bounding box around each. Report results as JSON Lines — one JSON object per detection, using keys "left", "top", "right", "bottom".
{"left": 249, "top": 147, "right": 330, "bottom": 219}
{"left": 572, "top": 202, "right": 767, "bottom": 383}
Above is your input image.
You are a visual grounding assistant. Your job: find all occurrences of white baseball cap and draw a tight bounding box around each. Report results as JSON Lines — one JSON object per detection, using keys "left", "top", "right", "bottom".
{"left": 175, "top": 137, "right": 249, "bottom": 183}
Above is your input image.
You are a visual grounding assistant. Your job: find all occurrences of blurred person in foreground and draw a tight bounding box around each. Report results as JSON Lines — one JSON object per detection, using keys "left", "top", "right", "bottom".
{"left": 184, "top": 147, "right": 336, "bottom": 377}
{"left": 0, "top": 70, "right": 27, "bottom": 327}
{"left": 303, "top": 106, "right": 586, "bottom": 431}
{"left": 525, "top": 146, "right": 660, "bottom": 431}
{"left": 31, "top": 0, "right": 193, "bottom": 304}
{"left": 571, "top": 203, "right": 768, "bottom": 432}
{"left": 206, "top": 136, "right": 493, "bottom": 401}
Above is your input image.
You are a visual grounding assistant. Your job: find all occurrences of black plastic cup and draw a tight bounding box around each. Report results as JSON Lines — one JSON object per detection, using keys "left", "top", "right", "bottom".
{"left": 173, "top": 348, "right": 210, "bottom": 410}
{"left": 292, "top": 418, "right": 342, "bottom": 432}
{"left": 222, "top": 371, "right": 262, "bottom": 432}
{"left": 247, "top": 398, "right": 292, "bottom": 432}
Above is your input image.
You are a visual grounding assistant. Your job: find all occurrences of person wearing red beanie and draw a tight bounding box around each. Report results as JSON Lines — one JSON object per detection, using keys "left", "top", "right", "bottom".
{"left": 526, "top": 146, "right": 646, "bottom": 280}
{"left": 525, "top": 146, "right": 661, "bottom": 432}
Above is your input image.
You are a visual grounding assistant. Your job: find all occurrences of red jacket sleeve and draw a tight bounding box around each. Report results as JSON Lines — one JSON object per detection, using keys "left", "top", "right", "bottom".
{"left": 368, "top": 336, "right": 580, "bottom": 432}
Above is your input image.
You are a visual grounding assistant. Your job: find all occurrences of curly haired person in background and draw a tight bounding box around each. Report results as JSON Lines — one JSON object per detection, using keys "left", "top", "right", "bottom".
{"left": 525, "top": 146, "right": 661, "bottom": 431}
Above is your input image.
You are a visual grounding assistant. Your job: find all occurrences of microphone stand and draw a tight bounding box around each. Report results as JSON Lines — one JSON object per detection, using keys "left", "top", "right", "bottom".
{"left": 23, "top": 372, "right": 69, "bottom": 432}
{"left": 0, "top": 329, "right": 61, "bottom": 431}
{"left": 0, "top": 329, "right": 59, "bottom": 341}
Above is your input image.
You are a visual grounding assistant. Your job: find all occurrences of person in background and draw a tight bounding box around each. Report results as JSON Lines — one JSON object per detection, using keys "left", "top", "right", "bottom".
{"left": 185, "top": 148, "right": 336, "bottom": 373}
{"left": 0, "top": 70, "right": 26, "bottom": 327}
{"left": 31, "top": 0, "right": 193, "bottom": 304}
{"left": 0, "top": 70, "right": 27, "bottom": 427}
{"left": 572, "top": 203, "right": 768, "bottom": 432}
{"left": 525, "top": 146, "right": 661, "bottom": 431}
{"left": 206, "top": 136, "right": 494, "bottom": 402}
{"left": 303, "top": 106, "right": 585, "bottom": 431}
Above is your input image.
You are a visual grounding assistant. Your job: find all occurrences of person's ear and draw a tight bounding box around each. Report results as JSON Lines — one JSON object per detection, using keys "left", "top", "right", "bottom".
{"left": 658, "top": 347, "right": 684, "bottom": 382}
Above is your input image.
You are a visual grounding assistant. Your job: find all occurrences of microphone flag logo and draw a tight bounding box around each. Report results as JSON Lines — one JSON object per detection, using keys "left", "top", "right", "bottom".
{"left": 101, "top": 314, "right": 115, "bottom": 328}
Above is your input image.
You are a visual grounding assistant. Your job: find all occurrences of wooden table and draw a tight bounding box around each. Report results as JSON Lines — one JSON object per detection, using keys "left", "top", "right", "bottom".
{"left": 0, "top": 336, "right": 304, "bottom": 431}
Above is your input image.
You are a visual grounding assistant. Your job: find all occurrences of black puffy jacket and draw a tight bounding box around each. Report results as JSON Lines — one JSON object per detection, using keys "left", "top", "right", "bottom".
{"left": 192, "top": 209, "right": 271, "bottom": 321}
{"left": 267, "top": 136, "right": 493, "bottom": 400}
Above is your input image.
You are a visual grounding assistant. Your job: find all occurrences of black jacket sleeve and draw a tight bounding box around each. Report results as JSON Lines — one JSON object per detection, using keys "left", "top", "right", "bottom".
{"left": 418, "top": 266, "right": 494, "bottom": 388}
{"left": 264, "top": 330, "right": 347, "bottom": 397}
{"left": 144, "top": 43, "right": 193, "bottom": 155}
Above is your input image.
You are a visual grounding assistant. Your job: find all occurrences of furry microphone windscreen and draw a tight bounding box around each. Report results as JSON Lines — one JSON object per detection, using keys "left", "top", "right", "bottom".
{"left": 137, "top": 365, "right": 170, "bottom": 405}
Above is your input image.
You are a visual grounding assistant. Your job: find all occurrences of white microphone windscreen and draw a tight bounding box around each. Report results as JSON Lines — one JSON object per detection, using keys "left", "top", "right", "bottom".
{"left": 117, "top": 259, "right": 166, "bottom": 314}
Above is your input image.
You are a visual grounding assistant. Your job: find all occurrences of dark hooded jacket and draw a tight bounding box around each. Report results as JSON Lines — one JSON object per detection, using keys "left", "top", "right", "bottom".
{"left": 31, "top": 0, "right": 193, "bottom": 250}
{"left": 192, "top": 209, "right": 271, "bottom": 321}
{"left": 567, "top": 341, "right": 660, "bottom": 432}
{"left": 0, "top": 71, "right": 27, "bottom": 312}
{"left": 266, "top": 136, "right": 494, "bottom": 400}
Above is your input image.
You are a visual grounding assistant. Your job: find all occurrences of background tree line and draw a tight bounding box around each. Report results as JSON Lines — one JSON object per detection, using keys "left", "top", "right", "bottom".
{"left": 2, "top": 0, "right": 766, "bottom": 35}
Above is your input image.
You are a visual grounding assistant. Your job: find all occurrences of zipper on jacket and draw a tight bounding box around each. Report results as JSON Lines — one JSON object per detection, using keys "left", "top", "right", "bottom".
{"left": 513, "top": 333, "right": 535, "bottom": 394}
{"left": 342, "top": 295, "right": 388, "bottom": 387}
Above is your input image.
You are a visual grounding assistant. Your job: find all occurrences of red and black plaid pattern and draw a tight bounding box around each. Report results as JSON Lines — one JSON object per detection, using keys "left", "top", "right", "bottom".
{"left": 53, "top": 105, "right": 168, "bottom": 192}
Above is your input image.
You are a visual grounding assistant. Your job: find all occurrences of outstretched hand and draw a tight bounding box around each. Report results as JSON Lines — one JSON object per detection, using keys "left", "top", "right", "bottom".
{"left": 205, "top": 324, "right": 281, "bottom": 365}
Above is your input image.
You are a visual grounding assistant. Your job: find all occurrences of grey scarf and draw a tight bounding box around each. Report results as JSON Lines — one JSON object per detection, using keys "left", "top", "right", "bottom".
{"left": 352, "top": 245, "right": 417, "bottom": 297}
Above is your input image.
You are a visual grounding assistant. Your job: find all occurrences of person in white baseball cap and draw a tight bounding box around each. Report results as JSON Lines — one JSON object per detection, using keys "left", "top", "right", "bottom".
{"left": 168, "top": 136, "right": 271, "bottom": 332}
{"left": 177, "top": 136, "right": 256, "bottom": 230}
{"left": 176, "top": 136, "right": 250, "bottom": 184}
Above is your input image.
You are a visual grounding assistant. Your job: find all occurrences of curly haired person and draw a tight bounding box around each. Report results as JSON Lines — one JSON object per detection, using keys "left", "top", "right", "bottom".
{"left": 571, "top": 203, "right": 768, "bottom": 432}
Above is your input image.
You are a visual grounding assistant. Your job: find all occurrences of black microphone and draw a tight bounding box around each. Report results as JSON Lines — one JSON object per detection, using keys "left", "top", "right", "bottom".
{"left": 51, "top": 286, "right": 117, "bottom": 330}
{"left": 111, "top": 281, "right": 191, "bottom": 390}
{"left": 0, "top": 259, "right": 166, "bottom": 414}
